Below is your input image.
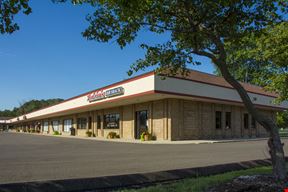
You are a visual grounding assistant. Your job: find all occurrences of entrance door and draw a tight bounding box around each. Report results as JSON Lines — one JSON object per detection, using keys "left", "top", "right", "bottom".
{"left": 135, "top": 110, "right": 148, "bottom": 139}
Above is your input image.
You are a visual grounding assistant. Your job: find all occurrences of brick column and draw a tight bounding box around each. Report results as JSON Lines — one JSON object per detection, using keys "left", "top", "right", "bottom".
{"left": 92, "top": 111, "right": 96, "bottom": 137}
{"left": 131, "top": 104, "right": 135, "bottom": 139}
{"left": 60, "top": 118, "right": 64, "bottom": 134}
{"left": 48, "top": 119, "right": 52, "bottom": 134}
{"left": 73, "top": 115, "right": 77, "bottom": 136}
{"left": 120, "top": 107, "right": 123, "bottom": 138}
{"left": 101, "top": 110, "right": 104, "bottom": 137}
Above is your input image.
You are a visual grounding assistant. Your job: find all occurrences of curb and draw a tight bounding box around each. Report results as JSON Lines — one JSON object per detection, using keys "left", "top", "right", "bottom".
{"left": 0, "top": 158, "right": 286, "bottom": 192}
{"left": 9, "top": 132, "right": 274, "bottom": 145}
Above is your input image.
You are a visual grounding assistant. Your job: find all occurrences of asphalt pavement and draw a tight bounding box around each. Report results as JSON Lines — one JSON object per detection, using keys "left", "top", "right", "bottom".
{"left": 0, "top": 132, "right": 287, "bottom": 184}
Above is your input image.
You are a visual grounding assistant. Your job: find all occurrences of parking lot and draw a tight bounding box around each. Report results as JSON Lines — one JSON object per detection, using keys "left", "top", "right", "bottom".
{"left": 0, "top": 132, "right": 287, "bottom": 184}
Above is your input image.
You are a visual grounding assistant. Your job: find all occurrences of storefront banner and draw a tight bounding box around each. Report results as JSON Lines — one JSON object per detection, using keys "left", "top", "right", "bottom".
{"left": 87, "top": 87, "right": 124, "bottom": 102}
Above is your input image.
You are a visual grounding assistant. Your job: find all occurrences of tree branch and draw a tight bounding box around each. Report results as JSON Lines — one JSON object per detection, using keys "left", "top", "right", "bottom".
{"left": 190, "top": 50, "right": 214, "bottom": 59}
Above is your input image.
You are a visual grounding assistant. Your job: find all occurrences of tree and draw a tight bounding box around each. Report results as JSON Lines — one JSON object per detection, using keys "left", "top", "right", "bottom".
{"left": 215, "top": 22, "right": 288, "bottom": 102}
{"left": 0, "top": 99, "right": 64, "bottom": 117}
{"left": 214, "top": 22, "right": 288, "bottom": 130}
{"left": 277, "top": 111, "right": 288, "bottom": 129}
{"left": 55, "top": 0, "right": 288, "bottom": 180}
{"left": 0, "top": 0, "right": 32, "bottom": 34}
{"left": 2, "top": 0, "right": 287, "bottom": 180}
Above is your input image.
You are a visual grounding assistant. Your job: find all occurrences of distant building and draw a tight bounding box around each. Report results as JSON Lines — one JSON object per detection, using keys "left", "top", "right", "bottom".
{"left": 6, "top": 70, "right": 288, "bottom": 140}
{"left": 0, "top": 117, "right": 11, "bottom": 131}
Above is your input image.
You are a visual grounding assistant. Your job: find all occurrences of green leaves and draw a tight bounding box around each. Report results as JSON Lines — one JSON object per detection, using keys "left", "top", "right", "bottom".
{"left": 224, "top": 22, "right": 288, "bottom": 102}
{"left": 2, "top": 0, "right": 287, "bottom": 103}
{"left": 82, "top": 1, "right": 146, "bottom": 49}
{"left": 128, "top": 42, "right": 192, "bottom": 77}
{"left": 74, "top": 0, "right": 288, "bottom": 106}
{"left": 0, "top": 99, "right": 64, "bottom": 117}
{"left": 277, "top": 110, "right": 288, "bottom": 128}
{"left": 72, "top": 0, "right": 287, "bottom": 77}
{"left": 0, "top": 0, "right": 32, "bottom": 34}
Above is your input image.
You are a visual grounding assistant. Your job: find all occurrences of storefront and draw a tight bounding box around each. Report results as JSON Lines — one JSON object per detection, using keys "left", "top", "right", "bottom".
{"left": 0, "top": 120, "right": 7, "bottom": 131}
{"left": 8, "top": 70, "right": 288, "bottom": 140}
{"left": 0, "top": 118, "right": 9, "bottom": 131}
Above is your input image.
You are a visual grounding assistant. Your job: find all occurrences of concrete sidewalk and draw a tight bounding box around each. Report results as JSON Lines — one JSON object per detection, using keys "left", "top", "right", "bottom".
{"left": 13, "top": 131, "right": 269, "bottom": 144}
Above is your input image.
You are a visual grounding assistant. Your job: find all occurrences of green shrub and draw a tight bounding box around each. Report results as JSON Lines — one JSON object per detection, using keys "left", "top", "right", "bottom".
{"left": 53, "top": 131, "right": 60, "bottom": 135}
{"left": 140, "top": 131, "right": 154, "bottom": 141}
{"left": 86, "top": 131, "right": 92, "bottom": 137}
{"left": 140, "top": 132, "right": 145, "bottom": 141}
{"left": 107, "top": 131, "right": 120, "bottom": 139}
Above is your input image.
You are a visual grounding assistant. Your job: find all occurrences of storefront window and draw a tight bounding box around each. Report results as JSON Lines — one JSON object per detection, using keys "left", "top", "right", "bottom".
{"left": 64, "top": 119, "right": 72, "bottom": 132}
{"left": 225, "top": 112, "right": 231, "bottom": 129}
{"left": 104, "top": 114, "right": 120, "bottom": 129}
{"left": 77, "top": 118, "right": 87, "bottom": 129}
{"left": 52, "top": 120, "right": 59, "bottom": 131}
{"left": 97, "top": 115, "right": 101, "bottom": 129}
{"left": 139, "top": 111, "right": 148, "bottom": 128}
{"left": 43, "top": 121, "right": 49, "bottom": 132}
{"left": 215, "top": 111, "right": 222, "bottom": 129}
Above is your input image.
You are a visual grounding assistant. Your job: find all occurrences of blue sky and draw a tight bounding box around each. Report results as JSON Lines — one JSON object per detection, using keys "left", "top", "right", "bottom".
{"left": 0, "top": 0, "right": 214, "bottom": 110}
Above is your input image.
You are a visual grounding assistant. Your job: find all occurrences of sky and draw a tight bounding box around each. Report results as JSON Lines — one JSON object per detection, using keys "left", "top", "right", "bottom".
{"left": 0, "top": 0, "right": 214, "bottom": 110}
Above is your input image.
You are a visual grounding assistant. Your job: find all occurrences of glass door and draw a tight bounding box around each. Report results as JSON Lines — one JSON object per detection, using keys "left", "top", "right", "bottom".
{"left": 135, "top": 110, "right": 148, "bottom": 139}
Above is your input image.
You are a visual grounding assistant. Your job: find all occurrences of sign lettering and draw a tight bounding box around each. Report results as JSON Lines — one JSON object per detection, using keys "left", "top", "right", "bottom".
{"left": 87, "top": 87, "right": 124, "bottom": 102}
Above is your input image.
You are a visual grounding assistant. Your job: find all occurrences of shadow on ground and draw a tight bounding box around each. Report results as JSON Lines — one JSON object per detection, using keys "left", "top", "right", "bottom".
{"left": 0, "top": 158, "right": 280, "bottom": 192}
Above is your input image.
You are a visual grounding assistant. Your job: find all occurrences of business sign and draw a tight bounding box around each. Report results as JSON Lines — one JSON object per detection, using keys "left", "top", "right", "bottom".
{"left": 87, "top": 87, "right": 125, "bottom": 102}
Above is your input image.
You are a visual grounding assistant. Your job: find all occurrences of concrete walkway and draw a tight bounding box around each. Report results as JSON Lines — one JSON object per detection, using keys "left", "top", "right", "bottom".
{"left": 13, "top": 131, "right": 269, "bottom": 144}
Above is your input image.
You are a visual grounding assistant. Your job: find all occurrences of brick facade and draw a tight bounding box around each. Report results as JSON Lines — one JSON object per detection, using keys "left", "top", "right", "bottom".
{"left": 14, "top": 98, "right": 271, "bottom": 140}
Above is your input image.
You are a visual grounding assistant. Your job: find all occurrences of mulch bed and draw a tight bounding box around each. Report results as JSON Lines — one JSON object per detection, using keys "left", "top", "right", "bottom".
{"left": 207, "top": 174, "right": 288, "bottom": 192}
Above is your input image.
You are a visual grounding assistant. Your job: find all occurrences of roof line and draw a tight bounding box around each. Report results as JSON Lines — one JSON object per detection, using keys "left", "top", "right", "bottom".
{"left": 9, "top": 68, "right": 280, "bottom": 121}
{"left": 186, "top": 69, "right": 268, "bottom": 90}
{"left": 10, "top": 71, "right": 155, "bottom": 121}
{"left": 166, "top": 75, "right": 277, "bottom": 98}
{"left": 9, "top": 71, "right": 155, "bottom": 120}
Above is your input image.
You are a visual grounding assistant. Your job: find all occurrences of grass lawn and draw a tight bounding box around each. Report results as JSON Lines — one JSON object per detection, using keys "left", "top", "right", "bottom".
{"left": 120, "top": 166, "right": 272, "bottom": 192}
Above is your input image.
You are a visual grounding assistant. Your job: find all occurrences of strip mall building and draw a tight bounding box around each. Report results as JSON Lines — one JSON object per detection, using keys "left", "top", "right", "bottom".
{"left": 8, "top": 70, "right": 288, "bottom": 140}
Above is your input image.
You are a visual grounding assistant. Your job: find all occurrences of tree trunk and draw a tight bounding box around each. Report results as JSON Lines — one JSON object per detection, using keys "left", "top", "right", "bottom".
{"left": 215, "top": 59, "right": 286, "bottom": 180}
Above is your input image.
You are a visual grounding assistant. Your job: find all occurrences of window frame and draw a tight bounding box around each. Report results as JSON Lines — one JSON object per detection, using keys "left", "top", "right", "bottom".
{"left": 43, "top": 121, "right": 49, "bottom": 132}
{"left": 77, "top": 118, "right": 87, "bottom": 129}
{"left": 97, "top": 115, "right": 101, "bottom": 129}
{"left": 215, "top": 111, "right": 222, "bottom": 129}
{"left": 64, "top": 119, "right": 72, "bottom": 132}
{"left": 225, "top": 112, "right": 231, "bottom": 129}
{"left": 52, "top": 120, "right": 59, "bottom": 131}
{"left": 104, "top": 113, "right": 120, "bottom": 129}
